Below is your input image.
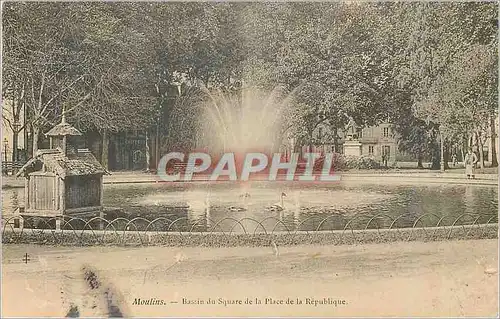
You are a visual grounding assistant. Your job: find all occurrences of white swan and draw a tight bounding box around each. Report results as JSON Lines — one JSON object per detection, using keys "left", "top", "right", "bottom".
{"left": 266, "top": 192, "right": 287, "bottom": 212}
{"left": 228, "top": 192, "right": 251, "bottom": 212}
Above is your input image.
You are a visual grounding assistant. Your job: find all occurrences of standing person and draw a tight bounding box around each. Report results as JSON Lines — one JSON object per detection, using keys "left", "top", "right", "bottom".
{"left": 464, "top": 148, "right": 478, "bottom": 179}
{"left": 451, "top": 154, "right": 457, "bottom": 167}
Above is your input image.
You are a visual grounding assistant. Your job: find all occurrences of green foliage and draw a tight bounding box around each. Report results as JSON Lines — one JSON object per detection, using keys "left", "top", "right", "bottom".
{"left": 2, "top": 2, "right": 497, "bottom": 159}
{"left": 417, "top": 43, "right": 497, "bottom": 139}
{"left": 2, "top": 2, "right": 158, "bottom": 135}
{"left": 383, "top": 2, "right": 497, "bottom": 166}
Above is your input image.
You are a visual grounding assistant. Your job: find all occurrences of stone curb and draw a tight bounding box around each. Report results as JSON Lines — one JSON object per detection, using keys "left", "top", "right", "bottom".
{"left": 3, "top": 172, "right": 498, "bottom": 189}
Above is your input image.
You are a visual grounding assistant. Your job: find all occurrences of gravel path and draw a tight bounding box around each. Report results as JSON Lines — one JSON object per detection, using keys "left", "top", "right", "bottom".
{"left": 2, "top": 239, "right": 498, "bottom": 317}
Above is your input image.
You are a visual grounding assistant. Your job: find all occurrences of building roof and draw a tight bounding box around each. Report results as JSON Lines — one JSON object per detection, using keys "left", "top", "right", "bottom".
{"left": 16, "top": 148, "right": 110, "bottom": 178}
{"left": 45, "top": 122, "right": 82, "bottom": 137}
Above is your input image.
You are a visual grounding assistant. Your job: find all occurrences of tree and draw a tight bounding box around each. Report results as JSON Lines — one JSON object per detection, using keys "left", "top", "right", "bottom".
{"left": 3, "top": 3, "right": 94, "bottom": 154}
{"left": 391, "top": 2, "right": 497, "bottom": 169}
{"left": 64, "top": 3, "right": 158, "bottom": 167}
{"left": 3, "top": 3, "right": 159, "bottom": 167}
{"left": 239, "top": 3, "right": 393, "bottom": 151}
{"left": 416, "top": 43, "right": 497, "bottom": 169}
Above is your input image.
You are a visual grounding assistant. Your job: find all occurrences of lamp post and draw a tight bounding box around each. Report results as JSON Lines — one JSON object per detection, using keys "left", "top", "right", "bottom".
{"left": 426, "top": 116, "right": 445, "bottom": 172}
{"left": 439, "top": 127, "right": 445, "bottom": 172}
{"left": 13, "top": 121, "right": 20, "bottom": 161}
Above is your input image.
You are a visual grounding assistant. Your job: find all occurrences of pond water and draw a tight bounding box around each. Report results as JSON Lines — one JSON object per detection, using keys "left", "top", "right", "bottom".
{"left": 2, "top": 181, "right": 497, "bottom": 232}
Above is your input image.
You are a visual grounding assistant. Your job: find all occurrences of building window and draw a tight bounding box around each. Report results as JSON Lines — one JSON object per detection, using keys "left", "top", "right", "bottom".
{"left": 318, "top": 127, "right": 323, "bottom": 140}
{"left": 383, "top": 127, "right": 389, "bottom": 138}
{"left": 358, "top": 130, "right": 363, "bottom": 138}
{"left": 368, "top": 145, "right": 374, "bottom": 155}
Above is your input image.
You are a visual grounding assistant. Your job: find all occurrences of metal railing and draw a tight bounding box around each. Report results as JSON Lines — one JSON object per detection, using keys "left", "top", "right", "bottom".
{"left": 2, "top": 212, "right": 497, "bottom": 246}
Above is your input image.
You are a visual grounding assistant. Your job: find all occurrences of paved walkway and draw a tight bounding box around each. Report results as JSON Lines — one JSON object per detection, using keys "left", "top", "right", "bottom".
{"left": 2, "top": 239, "right": 498, "bottom": 317}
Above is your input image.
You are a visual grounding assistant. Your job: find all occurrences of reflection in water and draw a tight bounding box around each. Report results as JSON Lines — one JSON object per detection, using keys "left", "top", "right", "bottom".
{"left": 293, "top": 192, "right": 301, "bottom": 226}
{"left": 464, "top": 186, "right": 474, "bottom": 214}
{"left": 10, "top": 191, "right": 19, "bottom": 213}
{"left": 2, "top": 182, "right": 498, "bottom": 232}
{"left": 206, "top": 202, "right": 211, "bottom": 230}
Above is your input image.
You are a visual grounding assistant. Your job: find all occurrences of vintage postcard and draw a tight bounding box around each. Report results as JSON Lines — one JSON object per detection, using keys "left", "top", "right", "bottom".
{"left": 1, "top": 1, "right": 499, "bottom": 317}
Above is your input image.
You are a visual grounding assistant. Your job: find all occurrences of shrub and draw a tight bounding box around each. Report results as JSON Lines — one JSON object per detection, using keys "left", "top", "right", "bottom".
{"left": 334, "top": 154, "right": 380, "bottom": 170}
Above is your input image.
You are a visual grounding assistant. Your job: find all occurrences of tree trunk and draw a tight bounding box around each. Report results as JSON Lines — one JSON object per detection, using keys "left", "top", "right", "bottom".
{"left": 145, "top": 130, "right": 151, "bottom": 172}
{"left": 11, "top": 83, "right": 19, "bottom": 163}
{"left": 26, "top": 125, "right": 33, "bottom": 159}
{"left": 156, "top": 121, "right": 160, "bottom": 169}
{"left": 443, "top": 142, "right": 450, "bottom": 170}
{"left": 431, "top": 157, "right": 440, "bottom": 170}
{"left": 12, "top": 82, "right": 26, "bottom": 163}
{"left": 430, "top": 140, "right": 440, "bottom": 170}
{"left": 11, "top": 130, "right": 18, "bottom": 162}
{"left": 102, "top": 129, "right": 109, "bottom": 170}
{"left": 478, "top": 137, "right": 485, "bottom": 169}
{"left": 473, "top": 131, "right": 479, "bottom": 151}
{"left": 491, "top": 116, "right": 498, "bottom": 167}
{"left": 461, "top": 135, "right": 468, "bottom": 162}
{"left": 439, "top": 130, "right": 445, "bottom": 171}
{"left": 417, "top": 152, "right": 423, "bottom": 168}
{"left": 32, "top": 125, "right": 40, "bottom": 155}
{"left": 309, "top": 131, "right": 314, "bottom": 154}
{"left": 332, "top": 127, "right": 338, "bottom": 153}
{"left": 24, "top": 100, "right": 29, "bottom": 159}
{"left": 478, "top": 145, "right": 484, "bottom": 170}
{"left": 473, "top": 131, "right": 484, "bottom": 169}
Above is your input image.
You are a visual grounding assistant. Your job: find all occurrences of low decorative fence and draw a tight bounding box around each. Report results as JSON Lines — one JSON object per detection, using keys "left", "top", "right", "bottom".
{"left": 2, "top": 212, "right": 497, "bottom": 247}
{"left": 1, "top": 161, "right": 24, "bottom": 176}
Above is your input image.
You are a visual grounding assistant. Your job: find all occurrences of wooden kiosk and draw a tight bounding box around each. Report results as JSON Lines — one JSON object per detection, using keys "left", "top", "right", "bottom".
{"left": 15, "top": 117, "right": 109, "bottom": 228}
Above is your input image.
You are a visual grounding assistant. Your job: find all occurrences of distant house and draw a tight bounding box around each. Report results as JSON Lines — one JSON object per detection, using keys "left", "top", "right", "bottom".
{"left": 16, "top": 119, "right": 109, "bottom": 217}
{"left": 304, "top": 121, "right": 409, "bottom": 164}
{"left": 358, "top": 123, "right": 400, "bottom": 162}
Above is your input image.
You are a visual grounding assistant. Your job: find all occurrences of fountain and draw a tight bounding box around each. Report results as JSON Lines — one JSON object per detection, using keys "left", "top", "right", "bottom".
{"left": 196, "top": 85, "right": 292, "bottom": 158}
{"left": 193, "top": 85, "right": 295, "bottom": 213}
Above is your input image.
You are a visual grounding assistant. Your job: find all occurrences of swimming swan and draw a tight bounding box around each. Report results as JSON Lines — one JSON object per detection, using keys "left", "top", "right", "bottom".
{"left": 266, "top": 192, "right": 287, "bottom": 212}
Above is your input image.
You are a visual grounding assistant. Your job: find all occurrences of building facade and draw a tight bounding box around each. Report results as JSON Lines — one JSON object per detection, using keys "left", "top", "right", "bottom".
{"left": 358, "top": 123, "right": 400, "bottom": 162}
{"left": 304, "top": 122, "right": 402, "bottom": 163}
